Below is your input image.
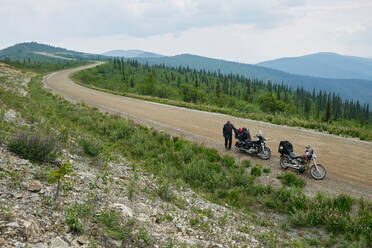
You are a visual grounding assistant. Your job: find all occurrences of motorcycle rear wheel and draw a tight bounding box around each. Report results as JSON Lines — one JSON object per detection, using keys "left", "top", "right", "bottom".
{"left": 310, "top": 164, "right": 326, "bottom": 180}
{"left": 260, "top": 147, "right": 271, "bottom": 160}
{"left": 280, "top": 156, "right": 290, "bottom": 169}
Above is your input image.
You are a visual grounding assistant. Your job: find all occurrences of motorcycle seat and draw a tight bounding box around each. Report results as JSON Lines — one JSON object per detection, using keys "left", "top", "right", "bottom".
{"left": 289, "top": 152, "right": 299, "bottom": 159}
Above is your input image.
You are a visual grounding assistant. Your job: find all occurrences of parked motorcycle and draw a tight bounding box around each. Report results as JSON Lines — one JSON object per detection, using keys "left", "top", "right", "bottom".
{"left": 278, "top": 141, "right": 326, "bottom": 180}
{"left": 235, "top": 128, "right": 271, "bottom": 160}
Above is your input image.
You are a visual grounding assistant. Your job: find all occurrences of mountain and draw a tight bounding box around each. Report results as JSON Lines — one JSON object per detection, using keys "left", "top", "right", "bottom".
{"left": 135, "top": 54, "right": 372, "bottom": 105}
{"left": 1, "top": 42, "right": 371, "bottom": 105}
{"left": 0, "top": 42, "right": 105, "bottom": 62}
{"left": 102, "top": 49, "right": 163, "bottom": 58}
{"left": 258, "top": 52, "right": 372, "bottom": 81}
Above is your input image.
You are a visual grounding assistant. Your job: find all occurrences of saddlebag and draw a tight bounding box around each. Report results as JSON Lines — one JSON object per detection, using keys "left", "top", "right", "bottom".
{"left": 278, "top": 141, "right": 293, "bottom": 155}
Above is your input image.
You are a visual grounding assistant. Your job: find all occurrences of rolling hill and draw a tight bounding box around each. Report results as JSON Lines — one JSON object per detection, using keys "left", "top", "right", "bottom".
{"left": 102, "top": 49, "right": 163, "bottom": 58}
{"left": 135, "top": 54, "right": 372, "bottom": 105}
{"left": 258, "top": 52, "right": 372, "bottom": 81}
{"left": 0, "top": 42, "right": 106, "bottom": 63}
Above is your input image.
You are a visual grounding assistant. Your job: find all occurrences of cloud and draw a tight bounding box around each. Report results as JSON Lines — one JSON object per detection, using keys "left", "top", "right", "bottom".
{"left": 1, "top": 0, "right": 372, "bottom": 63}
{"left": 0, "top": 0, "right": 303, "bottom": 39}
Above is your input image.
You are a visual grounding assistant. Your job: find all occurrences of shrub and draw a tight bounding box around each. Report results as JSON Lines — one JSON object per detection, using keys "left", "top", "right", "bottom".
{"left": 277, "top": 172, "right": 305, "bottom": 188}
{"left": 8, "top": 131, "right": 58, "bottom": 163}
{"left": 250, "top": 166, "right": 261, "bottom": 177}
{"left": 107, "top": 120, "right": 132, "bottom": 142}
{"left": 263, "top": 168, "right": 271, "bottom": 174}
{"left": 332, "top": 194, "right": 354, "bottom": 213}
{"left": 79, "top": 137, "right": 102, "bottom": 157}
{"left": 222, "top": 154, "right": 235, "bottom": 168}
{"left": 242, "top": 160, "right": 251, "bottom": 168}
{"left": 157, "top": 183, "right": 175, "bottom": 202}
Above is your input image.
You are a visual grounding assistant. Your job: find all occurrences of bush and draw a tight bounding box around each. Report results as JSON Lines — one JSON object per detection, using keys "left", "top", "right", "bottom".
{"left": 222, "top": 154, "right": 235, "bottom": 168}
{"left": 277, "top": 172, "right": 305, "bottom": 188}
{"left": 79, "top": 137, "right": 102, "bottom": 157}
{"left": 263, "top": 168, "right": 271, "bottom": 174}
{"left": 250, "top": 166, "right": 261, "bottom": 177}
{"left": 242, "top": 160, "right": 251, "bottom": 168}
{"left": 8, "top": 131, "right": 58, "bottom": 163}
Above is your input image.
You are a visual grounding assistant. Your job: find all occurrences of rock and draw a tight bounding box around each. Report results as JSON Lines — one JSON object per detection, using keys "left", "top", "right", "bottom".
{"left": 76, "top": 236, "right": 88, "bottom": 245}
{"left": 177, "top": 237, "right": 197, "bottom": 246}
{"left": 33, "top": 243, "right": 48, "bottom": 248}
{"left": 50, "top": 237, "right": 69, "bottom": 248}
{"left": 14, "top": 242, "right": 25, "bottom": 248}
{"left": 11, "top": 193, "right": 23, "bottom": 199}
{"left": 136, "top": 213, "right": 148, "bottom": 222}
{"left": 28, "top": 181, "right": 42, "bottom": 192}
{"left": 113, "top": 203, "right": 133, "bottom": 217}
{"left": 6, "top": 222, "right": 20, "bottom": 228}
{"left": 175, "top": 223, "right": 186, "bottom": 235}
{"left": 4, "top": 109, "right": 16, "bottom": 122}
{"left": 23, "top": 220, "right": 39, "bottom": 239}
{"left": 107, "top": 238, "right": 122, "bottom": 247}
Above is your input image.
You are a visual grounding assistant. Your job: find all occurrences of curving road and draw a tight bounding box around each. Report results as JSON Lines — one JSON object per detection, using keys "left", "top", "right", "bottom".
{"left": 44, "top": 63, "right": 372, "bottom": 200}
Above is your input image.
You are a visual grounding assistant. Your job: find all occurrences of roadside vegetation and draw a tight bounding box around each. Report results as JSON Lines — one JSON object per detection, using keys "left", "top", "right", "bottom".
{"left": 0, "top": 61, "right": 370, "bottom": 247}
{"left": 73, "top": 60, "right": 372, "bottom": 141}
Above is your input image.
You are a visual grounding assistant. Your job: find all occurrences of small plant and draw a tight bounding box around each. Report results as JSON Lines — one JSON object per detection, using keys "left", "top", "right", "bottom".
{"left": 47, "top": 162, "right": 76, "bottom": 203}
{"left": 250, "top": 166, "right": 261, "bottom": 177}
{"left": 65, "top": 207, "right": 84, "bottom": 234}
{"left": 8, "top": 131, "right": 58, "bottom": 163}
{"left": 242, "top": 160, "right": 251, "bottom": 168}
{"left": 277, "top": 172, "right": 305, "bottom": 188}
{"left": 263, "top": 168, "right": 271, "bottom": 174}
{"left": 157, "top": 183, "right": 175, "bottom": 202}
{"left": 127, "top": 181, "right": 136, "bottom": 200}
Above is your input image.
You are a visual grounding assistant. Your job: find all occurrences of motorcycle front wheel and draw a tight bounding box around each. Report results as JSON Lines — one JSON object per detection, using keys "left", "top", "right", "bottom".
{"left": 259, "top": 147, "right": 271, "bottom": 160}
{"left": 280, "top": 156, "right": 290, "bottom": 169}
{"left": 310, "top": 164, "right": 326, "bottom": 180}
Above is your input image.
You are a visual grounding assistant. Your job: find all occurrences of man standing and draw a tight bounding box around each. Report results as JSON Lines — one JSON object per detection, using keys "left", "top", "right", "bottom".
{"left": 223, "top": 120, "right": 236, "bottom": 150}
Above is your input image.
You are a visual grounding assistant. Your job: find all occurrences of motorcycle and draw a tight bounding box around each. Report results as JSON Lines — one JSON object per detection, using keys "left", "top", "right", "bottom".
{"left": 278, "top": 141, "right": 326, "bottom": 180}
{"left": 235, "top": 129, "right": 271, "bottom": 160}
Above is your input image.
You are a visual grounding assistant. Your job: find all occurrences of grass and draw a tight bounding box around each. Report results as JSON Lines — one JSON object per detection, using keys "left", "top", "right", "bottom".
{"left": 277, "top": 172, "right": 306, "bottom": 188}
{"left": 0, "top": 66, "right": 371, "bottom": 246}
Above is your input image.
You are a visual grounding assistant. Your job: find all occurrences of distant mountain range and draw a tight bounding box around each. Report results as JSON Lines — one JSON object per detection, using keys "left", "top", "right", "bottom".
{"left": 134, "top": 54, "right": 372, "bottom": 105}
{"left": 258, "top": 52, "right": 372, "bottom": 81}
{"left": 102, "top": 49, "right": 163, "bottom": 58}
{"left": 1, "top": 42, "right": 371, "bottom": 105}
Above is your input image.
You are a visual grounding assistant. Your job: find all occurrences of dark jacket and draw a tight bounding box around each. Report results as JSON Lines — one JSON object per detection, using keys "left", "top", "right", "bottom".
{"left": 223, "top": 123, "right": 236, "bottom": 137}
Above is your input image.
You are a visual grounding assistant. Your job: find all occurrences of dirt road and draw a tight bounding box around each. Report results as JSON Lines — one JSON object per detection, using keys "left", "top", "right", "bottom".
{"left": 44, "top": 63, "right": 372, "bottom": 200}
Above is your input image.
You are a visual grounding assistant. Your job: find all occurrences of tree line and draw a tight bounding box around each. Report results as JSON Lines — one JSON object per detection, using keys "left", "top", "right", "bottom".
{"left": 76, "top": 58, "right": 371, "bottom": 127}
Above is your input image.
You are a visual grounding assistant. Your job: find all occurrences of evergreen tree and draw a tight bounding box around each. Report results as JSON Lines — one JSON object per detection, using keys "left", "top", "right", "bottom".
{"left": 325, "top": 95, "right": 332, "bottom": 122}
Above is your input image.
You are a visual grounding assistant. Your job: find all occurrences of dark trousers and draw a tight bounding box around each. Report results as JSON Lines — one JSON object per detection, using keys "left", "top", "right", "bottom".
{"left": 224, "top": 134, "right": 232, "bottom": 149}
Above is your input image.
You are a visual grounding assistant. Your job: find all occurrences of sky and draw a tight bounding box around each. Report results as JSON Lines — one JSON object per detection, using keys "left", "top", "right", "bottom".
{"left": 1, "top": 0, "right": 372, "bottom": 64}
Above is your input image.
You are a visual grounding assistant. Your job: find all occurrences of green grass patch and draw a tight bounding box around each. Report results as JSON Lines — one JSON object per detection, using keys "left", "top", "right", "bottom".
{"left": 277, "top": 172, "right": 306, "bottom": 188}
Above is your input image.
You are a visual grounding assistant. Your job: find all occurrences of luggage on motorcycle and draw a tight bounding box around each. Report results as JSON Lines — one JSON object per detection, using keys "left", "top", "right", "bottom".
{"left": 278, "top": 141, "right": 293, "bottom": 155}
{"left": 236, "top": 127, "right": 251, "bottom": 141}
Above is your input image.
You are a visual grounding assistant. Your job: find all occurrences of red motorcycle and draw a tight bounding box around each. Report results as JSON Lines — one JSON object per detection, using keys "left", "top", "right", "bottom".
{"left": 278, "top": 141, "right": 326, "bottom": 180}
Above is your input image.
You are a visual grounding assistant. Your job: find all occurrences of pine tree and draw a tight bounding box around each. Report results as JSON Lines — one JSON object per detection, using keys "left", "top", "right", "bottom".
{"left": 216, "top": 80, "right": 222, "bottom": 97}
{"left": 325, "top": 95, "right": 332, "bottom": 122}
{"left": 304, "top": 98, "right": 311, "bottom": 119}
